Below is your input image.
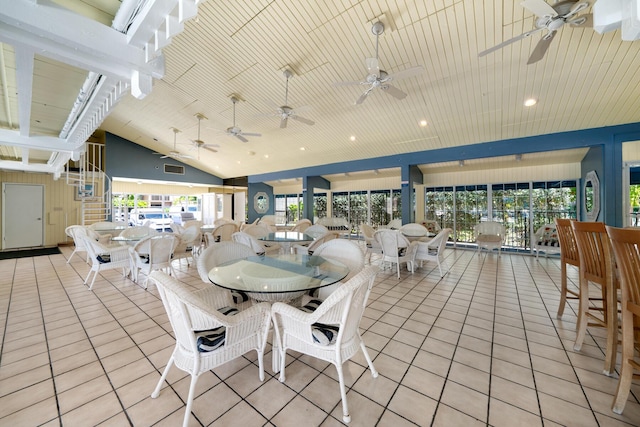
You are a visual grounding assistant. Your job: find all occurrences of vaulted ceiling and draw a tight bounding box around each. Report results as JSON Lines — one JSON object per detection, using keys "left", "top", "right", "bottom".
{"left": 1, "top": 0, "right": 639, "bottom": 180}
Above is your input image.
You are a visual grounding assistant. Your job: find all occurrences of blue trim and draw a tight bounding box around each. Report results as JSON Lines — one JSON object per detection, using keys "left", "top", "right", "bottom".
{"left": 248, "top": 123, "right": 640, "bottom": 183}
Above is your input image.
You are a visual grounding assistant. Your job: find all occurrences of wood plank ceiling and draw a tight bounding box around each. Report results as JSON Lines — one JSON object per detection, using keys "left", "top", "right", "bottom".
{"left": 1, "top": 0, "right": 639, "bottom": 179}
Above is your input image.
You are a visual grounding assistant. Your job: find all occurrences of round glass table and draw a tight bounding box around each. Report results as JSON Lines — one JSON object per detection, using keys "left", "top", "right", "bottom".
{"left": 208, "top": 254, "right": 348, "bottom": 303}
{"left": 258, "top": 231, "right": 315, "bottom": 254}
{"left": 209, "top": 253, "right": 349, "bottom": 373}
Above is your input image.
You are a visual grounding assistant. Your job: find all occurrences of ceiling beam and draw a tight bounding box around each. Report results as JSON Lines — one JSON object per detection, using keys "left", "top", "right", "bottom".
{"left": 0, "top": 129, "right": 84, "bottom": 153}
{"left": 14, "top": 47, "right": 34, "bottom": 138}
{"left": 0, "top": 0, "right": 165, "bottom": 88}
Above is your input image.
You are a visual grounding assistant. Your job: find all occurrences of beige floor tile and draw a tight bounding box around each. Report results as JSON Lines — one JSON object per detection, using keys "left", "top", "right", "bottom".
{"left": 0, "top": 396, "right": 58, "bottom": 425}
{"left": 538, "top": 391, "right": 599, "bottom": 426}
{"left": 271, "top": 394, "right": 328, "bottom": 427}
{"left": 60, "top": 391, "right": 123, "bottom": 426}
{"left": 387, "top": 384, "right": 438, "bottom": 425}
{"left": 433, "top": 403, "right": 486, "bottom": 427}
{"left": 0, "top": 379, "right": 55, "bottom": 417}
{"left": 246, "top": 377, "right": 296, "bottom": 419}
{"left": 57, "top": 375, "right": 113, "bottom": 414}
{"left": 490, "top": 375, "right": 540, "bottom": 415}
{"left": 0, "top": 364, "right": 51, "bottom": 397}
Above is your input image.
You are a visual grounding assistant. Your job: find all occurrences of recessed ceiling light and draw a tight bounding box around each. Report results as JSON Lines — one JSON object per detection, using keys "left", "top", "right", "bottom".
{"left": 524, "top": 98, "right": 537, "bottom": 107}
{"left": 419, "top": 120, "right": 428, "bottom": 127}
{"left": 264, "top": 154, "right": 269, "bottom": 159}
{"left": 350, "top": 135, "right": 356, "bottom": 142}
{"left": 300, "top": 147, "right": 306, "bottom": 151}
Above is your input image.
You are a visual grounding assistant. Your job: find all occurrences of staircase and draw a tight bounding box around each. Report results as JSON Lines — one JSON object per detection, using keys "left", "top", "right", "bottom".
{"left": 66, "top": 141, "right": 111, "bottom": 226}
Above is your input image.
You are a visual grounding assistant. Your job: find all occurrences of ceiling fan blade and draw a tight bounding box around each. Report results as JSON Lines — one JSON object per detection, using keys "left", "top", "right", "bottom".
{"left": 569, "top": 13, "right": 593, "bottom": 28}
{"left": 381, "top": 84, "right": 407, "bottom": 100}
{"left": 527, "top": 31, "right": 556, "bottom": 64}
{"left": 291, "top": 115, "right": 315, "bottom": 126}
{"left": 355, "top": 91, "right": 370, "bottom": 105}
{"left": 520, "top": 0, "right": 557, "bottom": 18}
{"left": 242, "top": 132, "right": 261, "bottom": 137}
{"left": 478, "top": 28, "right": 544, "bottom": 57}
{"left": 280, "top": 116, "right": 288, "bottom": 129}
{"left": 388, "top": 65, "right": 425, "bottom": 81}
{"left": 202, "top": 147, "right": 217, "bottom": 153}
{"left": 235, "top": 134, "right": 249, "bottom": 143}
{"left": 564, "top": 1, "right": 590, "bottom": 18}
{"left": 365, "top": 57, "right": 379, "bottom": 76}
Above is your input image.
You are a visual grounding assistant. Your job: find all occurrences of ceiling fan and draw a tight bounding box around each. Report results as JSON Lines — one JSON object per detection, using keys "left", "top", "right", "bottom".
{"left": 334, "top": 21, "right": 425, "bottom": 105}
{"left": 478, "top": 0, "right": 593, "bottom": 65}
{"left": 153, "top": 127, "right": 194, "bottom": 160}
{"left": 190, "top": 114, "right": 219, "bottom": 159}
{"left": 264, "top": 69, "right": 315, "bottom": 128}
{"left": 224, "top": 96, "right": 261, "bottom": 142}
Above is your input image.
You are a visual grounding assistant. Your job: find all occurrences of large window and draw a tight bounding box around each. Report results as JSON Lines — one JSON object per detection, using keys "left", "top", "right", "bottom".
{"left": 425, "top": 181, "right": 577, "bottom": 252}
{"left": 453, "top": 185, "right": 487, "bottom": 243}
{"left": 314, "top": 193, "right": 327, "bottom": 220}
{"left": 275, "top": 194, "right": 302, "bottom": 225}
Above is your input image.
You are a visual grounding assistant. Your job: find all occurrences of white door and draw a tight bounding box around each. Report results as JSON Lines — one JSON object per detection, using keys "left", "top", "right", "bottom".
{"left": 2, "top": 183, "right": 44, "bottom": 249}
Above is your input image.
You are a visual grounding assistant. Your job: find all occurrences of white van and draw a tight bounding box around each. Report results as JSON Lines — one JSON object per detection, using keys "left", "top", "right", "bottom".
{"left": 131, "top": 209, "right": 173, "bottom": 232}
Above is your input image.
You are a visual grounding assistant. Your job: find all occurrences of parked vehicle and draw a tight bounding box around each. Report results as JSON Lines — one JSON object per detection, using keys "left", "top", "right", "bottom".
{"left": 130, "top": 209, "right": 173, "bottom": 232}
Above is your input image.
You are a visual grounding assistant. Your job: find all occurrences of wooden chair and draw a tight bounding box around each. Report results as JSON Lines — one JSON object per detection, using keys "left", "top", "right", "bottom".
{"left": 606, "top": 226, "right": 640, "bottom": 414}
{"left": 555, "top": 218, "right": 581, "bottom": 318}
{"left": 571, "top": 221, "right": 618, "bottom": 376}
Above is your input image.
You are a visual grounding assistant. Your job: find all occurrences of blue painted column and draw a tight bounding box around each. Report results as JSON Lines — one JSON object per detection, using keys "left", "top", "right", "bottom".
{"left": 401, "top": 165, "right": 423, "bottom": 224}
{"left": 302, "top": 176, "right": 330, "bottom": 221}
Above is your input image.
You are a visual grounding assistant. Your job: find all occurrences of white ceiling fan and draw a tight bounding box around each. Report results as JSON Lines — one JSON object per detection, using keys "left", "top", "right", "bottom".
{"left": 478, "top": 0, "right": 593, "bottom": 65}
{"left": 334, "top": 21, "right": 425, "bottom": 105}
{"left": 264, "top": 69, "right": 315, "bottom": 128}
{"left": 153, "top": 127, "right": 194, "bottom": 160}
{"left": 224, "top": 96, "right": 261, "bottom": 142}
{"left": 189, "top": 113, "right": 219, "bottom": 159}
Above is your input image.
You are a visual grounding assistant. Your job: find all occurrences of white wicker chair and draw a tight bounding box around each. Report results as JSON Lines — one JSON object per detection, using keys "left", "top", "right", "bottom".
{"left": 271, "top": 266, "right": 379, "bottom": 424}
{"left": 66, "top": 225, "right": 110, "bottom": 263}
{"left": 291, "top": 218, "right": 312, "bottom": 232}
{"left": 212, "top": 222, "right": 238, "bottom": 243}
{"left": 303, "top": 224, "right": 329, "bottom": 239}
{"left": 374, "top": 229, "right": 415, "bottom": 279}
{"left": 170, "top": 222, "right": 185, "bottom": 234}
{"left": 399, "top": 223, "right": 430, "bottom": 241}
{"left": 81, "top": 235, "right": 132, "bottom": 290}
{"left": 533, "top": 223, "right": 561, "bottom": 259}
{"left": 129, "top": 234, "right": 178, "bottom": 288}
{"left": 119, "top": 226, "right": 158, "bottom": 239}
{"left": 172, "top": 226, "right": 201, "bottom": 267}
{"left": 292, "top": 232, "right": 335, "bottom": 255}
{"left": 311, "top": 239, "right": 365, "bottom": 300}
{"left": 474, "top": 221, "right": 506, "bottom": 256}
{"left": 243, "top": 224, "right": 272, "bottom": 238}
{"left": 360, "top": 223, "right": 382, "bottom": 263}
{"left": 196, "top": 242, "right": 255, "bottom": 310}
{"left": 411, "top": 228, "right": 452, "bottom": 277}
{"left": 149, "top": 271, "right": 271, "bottom": 427}
{"left": 232, "top": 231, "right": 280, "bottom": 256}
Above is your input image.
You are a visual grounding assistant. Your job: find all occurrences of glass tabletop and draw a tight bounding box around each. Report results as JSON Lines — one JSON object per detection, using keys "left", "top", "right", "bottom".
{"left": 258, "top": 231, "right": 314, "bottom": 243}
{"left": 208, "top": 254, "right": 349, "bottom": 298}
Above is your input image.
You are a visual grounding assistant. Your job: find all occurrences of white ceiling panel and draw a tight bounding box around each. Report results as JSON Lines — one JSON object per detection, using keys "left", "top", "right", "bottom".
{"left": 0, "top": 0, "right": 639, "bottom": 179}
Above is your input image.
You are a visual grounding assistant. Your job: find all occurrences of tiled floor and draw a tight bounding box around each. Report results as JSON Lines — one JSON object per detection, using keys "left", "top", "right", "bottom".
{"left": 1, "top": 244, "right": 639, "bottom": 426}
